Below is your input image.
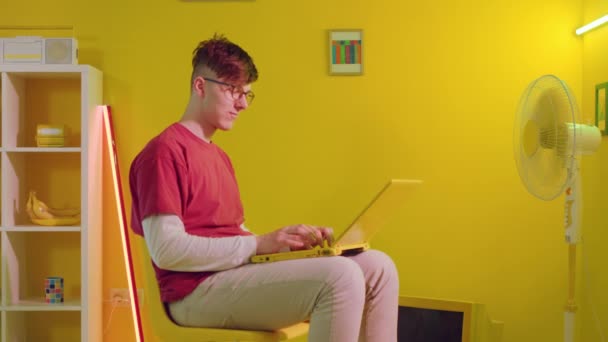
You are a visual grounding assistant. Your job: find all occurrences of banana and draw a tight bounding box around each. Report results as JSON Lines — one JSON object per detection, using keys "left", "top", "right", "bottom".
{"left": 29, "top": 191, "right": 54, "bottom": 219}
{"left": 32, "top": 192, "right": 80, "bottom": 217}
{"left": 26, "top": 191, "right": 36, "bottom": 219}
{"left": 30, "top": 216, "right": 80, "bottom": 226}
{"left": 26, "top": 191, "right": 81, "bottom": 226}
{"left": 48, "top": 207, "right": 80, "bottom": 217}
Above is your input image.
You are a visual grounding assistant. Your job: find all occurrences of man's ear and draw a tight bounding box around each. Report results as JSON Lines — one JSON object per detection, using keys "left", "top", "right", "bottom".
{"left": 192, "top": 76, "right": 205, "bottom": 97}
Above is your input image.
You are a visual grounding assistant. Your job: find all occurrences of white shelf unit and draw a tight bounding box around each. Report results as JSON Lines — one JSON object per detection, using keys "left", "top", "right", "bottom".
{"left": 0, "top": 64, "right": 102, "bottom": 342}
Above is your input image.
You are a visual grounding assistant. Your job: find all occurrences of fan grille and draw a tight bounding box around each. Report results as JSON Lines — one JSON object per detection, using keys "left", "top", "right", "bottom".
{"left": 514, "top": 75, "right": 578, "bottom": 201}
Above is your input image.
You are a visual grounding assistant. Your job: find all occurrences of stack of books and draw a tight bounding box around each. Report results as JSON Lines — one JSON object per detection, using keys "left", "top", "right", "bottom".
{"left": 36, "top": 124, "right": 65, "bottom": 147}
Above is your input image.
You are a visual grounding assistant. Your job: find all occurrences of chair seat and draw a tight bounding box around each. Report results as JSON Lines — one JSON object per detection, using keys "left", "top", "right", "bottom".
{"left": 137, "top": 237, "right": 309, "bottom": 341}
{"left": 275, "top": 322, "right": 310, "bottom": 340}
{"left": 166, "top": 322, "right": 309, "bottom": 342}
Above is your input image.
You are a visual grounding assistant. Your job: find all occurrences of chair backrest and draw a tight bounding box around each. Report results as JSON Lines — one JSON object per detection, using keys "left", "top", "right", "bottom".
{"left": 137, "top": 237, "right": 309, "bottom": 342}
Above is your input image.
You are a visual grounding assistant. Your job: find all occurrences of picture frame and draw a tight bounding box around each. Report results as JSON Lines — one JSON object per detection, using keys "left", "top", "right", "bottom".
{"left": 328, "top": 29, "right": 363, "bottom": 75}
{"left": 596, "top": 82, "right": 608, "bottom": 135}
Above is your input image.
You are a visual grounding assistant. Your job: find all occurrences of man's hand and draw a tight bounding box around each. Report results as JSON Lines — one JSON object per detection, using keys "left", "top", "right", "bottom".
{"left": 255, "top": 224, "right": 334, "bottom": 255}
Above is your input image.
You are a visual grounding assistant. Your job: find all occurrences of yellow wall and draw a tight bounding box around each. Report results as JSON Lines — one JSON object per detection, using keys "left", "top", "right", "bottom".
{"left": 0, "top": 0, "right": 592, "bottom": 341}
{"left": 581, "top": 1, "right": 608, "bottom": 341}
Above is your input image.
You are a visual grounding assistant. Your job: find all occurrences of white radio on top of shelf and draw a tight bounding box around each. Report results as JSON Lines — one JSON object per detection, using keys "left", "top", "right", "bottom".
{"left": 0, "top": 36, "right": 78, "bottom": 65}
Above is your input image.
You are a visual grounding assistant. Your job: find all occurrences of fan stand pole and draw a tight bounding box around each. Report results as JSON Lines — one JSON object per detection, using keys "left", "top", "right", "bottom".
{"left": 564, "top": 173, "right": 581, "bottom": 342}
{"left": 564, "top": 243, "right": 577, "bottom": 342}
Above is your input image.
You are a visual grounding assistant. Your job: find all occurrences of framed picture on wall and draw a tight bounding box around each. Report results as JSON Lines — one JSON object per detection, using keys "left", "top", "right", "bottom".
{"left": 328, "top": 29, "right": 363, "bottom": 75}
{"left": 596, "top": 82, "right": 608, "bottom": 135}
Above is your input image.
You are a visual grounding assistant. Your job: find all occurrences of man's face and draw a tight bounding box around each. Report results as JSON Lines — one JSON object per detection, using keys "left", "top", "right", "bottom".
{"left": 196, "top": 75, "right": 252, "bottom": 131}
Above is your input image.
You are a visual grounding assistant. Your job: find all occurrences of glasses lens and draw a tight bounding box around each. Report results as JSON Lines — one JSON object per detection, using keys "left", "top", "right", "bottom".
{"left": 245, "top": 92, "right": 255, "bottom": 104}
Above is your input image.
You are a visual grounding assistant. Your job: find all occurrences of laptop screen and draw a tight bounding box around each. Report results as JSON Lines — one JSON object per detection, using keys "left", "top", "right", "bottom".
{"left": 336, "top": 179, "right": 422, "bottom": 247}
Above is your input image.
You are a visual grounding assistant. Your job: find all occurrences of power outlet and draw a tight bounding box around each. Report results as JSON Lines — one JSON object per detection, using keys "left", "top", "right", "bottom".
{"left": 110, "top": 288, "right": 144, "bottom": 307}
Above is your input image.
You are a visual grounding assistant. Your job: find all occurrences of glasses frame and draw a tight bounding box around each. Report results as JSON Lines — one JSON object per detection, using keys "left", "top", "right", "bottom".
{"left": 203, "top": 77, "right": 255, "bottom": 105}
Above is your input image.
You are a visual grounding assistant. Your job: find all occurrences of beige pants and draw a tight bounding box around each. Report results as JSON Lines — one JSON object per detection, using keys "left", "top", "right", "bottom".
{"left": 168, "top": 250, "right": 399, "bottom": 342}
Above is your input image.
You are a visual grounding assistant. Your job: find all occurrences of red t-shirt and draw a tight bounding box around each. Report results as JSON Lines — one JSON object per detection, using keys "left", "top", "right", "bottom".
{"left": 129, "top": 123, "right": 252, "bottom": 303}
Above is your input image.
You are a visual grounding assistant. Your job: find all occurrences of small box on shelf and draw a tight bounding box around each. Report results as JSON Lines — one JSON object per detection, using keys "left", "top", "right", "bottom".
{"left": 36, "top": 124, "right": 66, "bottom": 147}
{"left": 45, "top": 277, "right": 64, "bottom": 304}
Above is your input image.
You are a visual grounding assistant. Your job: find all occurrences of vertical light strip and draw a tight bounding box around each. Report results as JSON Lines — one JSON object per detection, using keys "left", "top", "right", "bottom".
{"left": 575, "top": 14, "right": 608, "bottom": 35}
{"left": 101, "top": 105, "right": 144, "bottom": 342}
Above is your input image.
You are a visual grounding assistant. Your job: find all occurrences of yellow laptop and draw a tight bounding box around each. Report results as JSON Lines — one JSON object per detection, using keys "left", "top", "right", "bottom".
{"left": 250, "top": 179, "right": 423, "bottom": 263}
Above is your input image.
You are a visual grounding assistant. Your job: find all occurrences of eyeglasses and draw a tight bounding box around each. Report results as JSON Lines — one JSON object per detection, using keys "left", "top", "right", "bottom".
{"left": 203, "top": 77, "right": 255, "bottom": 105}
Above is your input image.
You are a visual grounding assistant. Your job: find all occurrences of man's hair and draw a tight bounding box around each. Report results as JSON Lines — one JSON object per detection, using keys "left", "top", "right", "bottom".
{"left": 190, "top": 33, "right": 258, "bottom": 88}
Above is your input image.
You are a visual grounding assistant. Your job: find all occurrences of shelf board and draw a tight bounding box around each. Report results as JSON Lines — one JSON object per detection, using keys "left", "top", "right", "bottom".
{"left": 4, "top": 298, "right": 81, "bottom": 311}
{"left": 3, "top": 147, "right": 81, "bottom": 153}
{"left": 0, "top": 64, "right": 96, "bottom": 78}
{"left": 1, "top": 226, "right": 81, "bottom": 232}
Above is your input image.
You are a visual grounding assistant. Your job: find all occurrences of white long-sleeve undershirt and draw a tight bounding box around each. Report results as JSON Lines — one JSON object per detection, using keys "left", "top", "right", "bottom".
{"left": 142, "top": 215, "right": 257, "bottom": 272}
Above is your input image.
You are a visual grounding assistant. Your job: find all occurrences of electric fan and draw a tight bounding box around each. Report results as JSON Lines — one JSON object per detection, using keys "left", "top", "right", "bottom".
{"left": 514, "top": 74, "right": 601, "bottom": 342}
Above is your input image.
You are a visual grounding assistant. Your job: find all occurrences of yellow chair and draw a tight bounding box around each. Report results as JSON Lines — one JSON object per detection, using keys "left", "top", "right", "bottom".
{"left": 138, "top": 238, "right": 310, "bottom": 342}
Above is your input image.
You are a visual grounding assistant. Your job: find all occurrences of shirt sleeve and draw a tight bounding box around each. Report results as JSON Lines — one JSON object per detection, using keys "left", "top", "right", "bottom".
{"left": 142, "top": 215, "right": 258, "bottom": 271}
{"left": 137, "top": 156, "right": 186, "bottom": 220}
